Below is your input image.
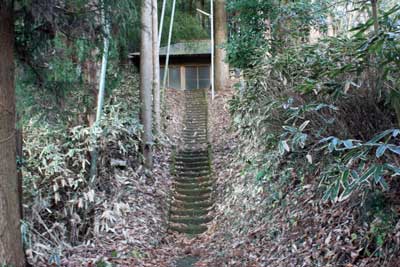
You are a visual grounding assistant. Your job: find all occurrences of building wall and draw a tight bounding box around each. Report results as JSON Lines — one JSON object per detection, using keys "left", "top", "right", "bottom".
{"left": 161, "top": 63, "right": 211, "bottom": 90}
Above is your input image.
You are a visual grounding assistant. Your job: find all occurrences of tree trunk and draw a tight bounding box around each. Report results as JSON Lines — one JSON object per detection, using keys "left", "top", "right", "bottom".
{"left": 89, "top": 1, "right": 111, "bottom": 180}
{"left": 152, "top": 0, "right": 161, "bottom": 134}
{"left": 0, "top": 1, "right": 27, "bottom": 266}
{"left": 371, "top": 0, "right": 379, "bottom": 34}
{"left": 140, "top": 0, "right": 154, "bottom": 169}
{"left": 214, "top": 0, "right": 229, "bottom": 91}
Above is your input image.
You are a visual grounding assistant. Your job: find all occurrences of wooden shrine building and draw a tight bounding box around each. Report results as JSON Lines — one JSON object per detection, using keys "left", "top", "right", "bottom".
{"left": 129, "top": 40, "right": 211, "bottom": 90}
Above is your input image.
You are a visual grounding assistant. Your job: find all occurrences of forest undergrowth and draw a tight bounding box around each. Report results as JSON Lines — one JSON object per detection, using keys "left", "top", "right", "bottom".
{"left": 21, "top": 72, "right": 185, "bottom": 266}
{"left": 186, "top": 2, "right": 400, "bottom": 267}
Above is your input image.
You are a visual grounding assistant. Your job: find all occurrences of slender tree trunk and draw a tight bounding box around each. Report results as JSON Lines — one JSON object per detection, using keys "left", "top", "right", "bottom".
{"left": 89, "top": 1, "right": 111, "bottom": 179}
{"left": 152, "top": 0, "right": 161, "bottom": 134}
{"left": 371, "top": 0, "right": 379, "bottom": 34}
{"left": 140, "top": 0, "right": 154, "bottom": 169}
{"left": 214, "top": 0, "right": 229, "bottom": 91}
{"left": 0, "top": 1, "right": 27, "bottom": 266}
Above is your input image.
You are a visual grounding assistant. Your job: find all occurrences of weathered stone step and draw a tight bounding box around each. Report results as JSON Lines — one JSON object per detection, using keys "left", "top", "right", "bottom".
{"left": 175, "top": 156, "right": 209, "bottom": 163}
{"left": 182, "top": 140, "right": 207, "bottom": 144}
{"left": 173, "top": 193, "right": 211, "bottom": 202}
{"left": 178, "top": 150, "right": 208, "bottom": 156}
{"left": 174, "top": 176, "right": 211, "bottom": 184}
{"left": 177, "top": 170, "right": 210, "bottom": 178}
{"left": 184, "top": 119, "right": 206, "bottom": 122}
{"left": 182, "top": 135, "right": 207, "bottom": 139}
{"left": 183, "top": 137, "right": 207, "bottom": 141}
{"left": 175, "top": 165, "right": 210, "bottom": 172}
{"left": 184, "top": 121, "right": 207, "bottom": 125}
{"left": 185, "top": 116, "right": 207, "bottom": 119}
{"left": 182, "top": 135, "right": 207, "bottom": 140}
{"left": 172, "top": 200, "right": 213, "bottom": 210}
{"left": 182, "top": 127, "right": 207, "bottom": 133}
{"left": 174, "top": 181, "right": 213, "bottom": 190}
{"left": 184, "top": 122, "right": 206, "bottom": 125}
{"left": 184, "top": 118, "right": 207, "bottom": 121}
{"left": 184, "top": 113, "right": 206, "bottom": 116}
{"left": 176, "top": 187, "right": 212, "bottom": 196}
{"left": 170, "top": 208, "right": 209, "bottom": 217}
{"left": 182, "top": 126, "right": 207, "bottom": 130}
{"left": 182, "top": 129, "right": 207, "bottom": 134}
{"left": 169, "top": 224, "right": 208, "bottom": 235}
{"left": 182, "top": 130, "right": 207, "bottom": 133}
{"left": 183, "top": 140, "right": 208, "bottom": 145}
{"left": 182, "top": 127, "right": 208, "bottom": 133}
{"left": 175, "top": 161, "right": 210, "bottom": 171}
{"left": 170, "top": 215, "right": 212, "bottom": 225}
{"left": 175, "top": 166, "right": 210, "bottom": 173}
{"left": 183, "top": 121, "right": 207, "bottom": 124}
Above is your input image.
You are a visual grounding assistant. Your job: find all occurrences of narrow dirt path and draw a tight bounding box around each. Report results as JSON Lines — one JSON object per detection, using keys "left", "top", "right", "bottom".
{"left": 169, "top": 89, "right": 214, "bottom": 266}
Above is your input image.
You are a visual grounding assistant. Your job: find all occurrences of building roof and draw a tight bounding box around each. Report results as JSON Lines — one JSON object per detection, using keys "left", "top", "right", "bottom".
{"left": 129, "top": 40, "right": 211, "bottom": 57}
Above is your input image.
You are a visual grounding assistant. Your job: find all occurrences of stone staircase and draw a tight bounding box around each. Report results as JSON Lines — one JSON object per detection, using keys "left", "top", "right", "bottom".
{"left": 169, "top": 89, "right": 213, "bottom": 235}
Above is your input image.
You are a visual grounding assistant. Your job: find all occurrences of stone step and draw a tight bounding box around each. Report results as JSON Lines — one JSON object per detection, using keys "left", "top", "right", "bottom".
{"left": 174, "top": 181, "right": 213, "bottom": 190}
{"left": 178, "top": 150, "right": 208, "bottom": 156}
{"left": 182, "top": 129, "right": 207, "bottom": 133}
{"left": 183, "top": 122, "right": 207, "bottom": 125}
{"left": 185, "top": 113, "right": 207, "bottom": 116}
{"left": 185, "top": 113, "right": 205, "bottom": 116}
{"left": 175, "top": 162, "right": 210, "bottom": 169}
{"left": 175, "top": 164, "right": 210, "bottom": 172}
{"left": 177, "top": 170, "right": 210, "bottom": 177}
{"left": 185, "top": 116, "right": 207, "bottom": 119}
{"left": 175, "top": 166, "right": 210, "bottom": 173}
{"left": 182, "top": 134, "right": 207, "bottom": 138}
{"left": 183, "top": 140, "right": 208, "bottom": 144}
{"left": 175, "top": 156, "right": 209, "bottom": 163}
{"left": 169, "top": 224, "right": 207, "bottom": 235}
{"left": 183, "top": 125, "right": 206, "bottom": 128}
{"left": 184, "top": 121, "right": 207, "bottom": 124}
{"left": 183, "top": 138, "right": 208, "bottom": 142}
{"left": 182, "top": 125, "right": 207, "bottom": 129}
{"left": 176, "top": 187, "right": 212, "bottom": 196}
{"left": 170, "top": 215, "right": 213, "bottom": 225}
{"left": 182, "top": 136, "right": 207, "bottom": 140}
{"left": 172, "top": 200, "right": 213, "bottom": 210}
{"left": 173, "top": 193, "right": 211, "bottom": 202}
{"left": 170, "top": 208, "right": 209, "bottom": 217}
{"left": 174, "top": 176, "right": 212, "bottom": 184}
{"left": 185, "top": 119, "right": 206, "bottom": 121}
{"left": 182, "top": 135, "right": 207, "bottom": 139}
{"left": 182, "top": 132, "right": 207, "bottom": 136}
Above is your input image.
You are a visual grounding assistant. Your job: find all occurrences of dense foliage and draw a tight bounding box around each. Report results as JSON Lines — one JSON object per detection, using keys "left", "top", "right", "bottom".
{"left": 226, "top": 0, "right": 400, "bottom": 264}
